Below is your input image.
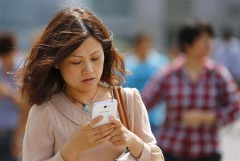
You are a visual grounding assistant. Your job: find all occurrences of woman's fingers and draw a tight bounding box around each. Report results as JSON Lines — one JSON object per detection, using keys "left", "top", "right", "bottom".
{"left": 94, "top": 135, "right": 111, "bottom": 145}
{"left": 109, "top": 126, "right": 122, "bottom": 137}
{"left": 109, "top": 134, "right": 122, "bottom": 143}
{"left": 83, "top": 117, "right": 123, "bottom": 145}
{"left": 92, "top": 123, "right": 115, "bottom": 135}
{"left": 87, "top": 116, "right": 103, "bottom": 129}
{"left": 94, "top": 127, "right": 114, "bottom": 141}
{"left": 109, "top": 117, "right": 122, "bottom": 127}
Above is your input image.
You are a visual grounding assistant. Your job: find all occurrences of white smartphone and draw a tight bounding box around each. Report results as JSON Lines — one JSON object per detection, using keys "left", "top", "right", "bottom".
{"left": 91, "top": 99, "right": 118, "bottom": 127}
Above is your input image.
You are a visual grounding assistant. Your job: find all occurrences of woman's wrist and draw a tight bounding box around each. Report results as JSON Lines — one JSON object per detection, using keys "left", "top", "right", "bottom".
{"left": 61, "top": 142, "right": 79, "bottom": 161}
{"left": 128, "top": 133, "right": 144, "bottom": 159}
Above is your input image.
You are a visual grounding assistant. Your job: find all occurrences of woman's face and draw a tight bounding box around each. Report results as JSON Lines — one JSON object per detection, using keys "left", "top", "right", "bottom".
{"left": 186, "top": 32, "right": 213, "bottom": 58}
{"left": 57, "top": 36, "right": 104, "bottom": 91}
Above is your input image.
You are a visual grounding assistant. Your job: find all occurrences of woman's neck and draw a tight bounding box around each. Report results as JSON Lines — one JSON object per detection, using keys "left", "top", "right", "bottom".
{"left": 65, "top": 85, "right": 99, "bottom": 104}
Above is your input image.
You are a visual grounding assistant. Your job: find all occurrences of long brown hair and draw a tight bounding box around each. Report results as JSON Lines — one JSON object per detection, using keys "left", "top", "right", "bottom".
{"left": 16, "top": 7, "right": 126, "bottom": 105}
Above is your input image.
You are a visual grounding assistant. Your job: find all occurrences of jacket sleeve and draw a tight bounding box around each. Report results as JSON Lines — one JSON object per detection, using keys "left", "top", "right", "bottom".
{"left": 127, "top": 88, "right": 164, "bottom": 161}
{"left": 22, "top": 103, "right": 65, "bottom": 161}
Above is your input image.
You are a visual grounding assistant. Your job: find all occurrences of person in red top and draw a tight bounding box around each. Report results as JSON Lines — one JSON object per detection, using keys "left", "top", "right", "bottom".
{"left": 142, "top": 20, "right": 240, "bottom": 161}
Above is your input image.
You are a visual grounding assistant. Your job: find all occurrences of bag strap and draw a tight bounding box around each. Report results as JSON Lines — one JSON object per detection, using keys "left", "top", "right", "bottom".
{"left": 112, "top": 86, "right": 130, "bottom": 130}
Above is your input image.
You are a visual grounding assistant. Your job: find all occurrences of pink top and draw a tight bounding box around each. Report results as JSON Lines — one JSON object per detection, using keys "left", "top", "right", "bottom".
{"left": 22, "top": 88, "right": 164, "bottom": 161}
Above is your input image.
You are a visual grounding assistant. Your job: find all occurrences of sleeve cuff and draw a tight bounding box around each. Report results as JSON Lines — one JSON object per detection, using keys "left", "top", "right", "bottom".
{"left": 137, "top": 143, "right": 151, "bottom": 161}
{"left": 49, "top": 151, "right": 65, "bottom": 161}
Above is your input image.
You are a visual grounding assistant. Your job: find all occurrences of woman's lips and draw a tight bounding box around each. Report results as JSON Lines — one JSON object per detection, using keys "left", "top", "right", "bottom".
{"left": 82, "top": 78, "right": 96, "bottom": 84}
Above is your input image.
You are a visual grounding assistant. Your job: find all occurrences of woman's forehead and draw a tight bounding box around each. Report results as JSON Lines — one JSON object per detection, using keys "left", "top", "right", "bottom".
{"left": 69, "top": 37, "right": 103, "bottom": 57}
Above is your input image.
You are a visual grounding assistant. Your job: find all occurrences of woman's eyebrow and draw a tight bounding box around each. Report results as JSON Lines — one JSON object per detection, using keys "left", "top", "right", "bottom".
{"left": 70, "top": 50, "right": 100, "bottom": 57}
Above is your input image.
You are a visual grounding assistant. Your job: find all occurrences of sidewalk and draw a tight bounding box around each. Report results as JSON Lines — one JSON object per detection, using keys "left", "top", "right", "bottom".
{"left": 219, "top": 119, "right": 240, "bottom": 161}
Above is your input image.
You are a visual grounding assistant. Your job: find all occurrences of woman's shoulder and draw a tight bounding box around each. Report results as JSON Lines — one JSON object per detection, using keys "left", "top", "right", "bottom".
{"left": 27, "top": 102, "right": 54, "bottom": 127}
{"left": 122, "top": 87, "right": 139, "bottom": 95}
{"left": 29, "top": 101, "right": 54, "bottom": 117}
{"left": 25, "top": 95, "right": 61, "bottom": 134}
{"left": 121, "top": 87, "right": 142, "bottom": 101}
{"left": 121, "top": 87, "right": 146, "bottom": 115}
{"left": 29, "top": 92, "right": 63, "bottom": 115}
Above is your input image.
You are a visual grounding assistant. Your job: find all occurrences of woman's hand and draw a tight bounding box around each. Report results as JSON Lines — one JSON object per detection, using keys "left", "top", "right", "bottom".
{"left": 61, "top": 116, "right": 115, "bottom": 161}
{"left": 109, "top": 118, "right": 144, "bottom": 159}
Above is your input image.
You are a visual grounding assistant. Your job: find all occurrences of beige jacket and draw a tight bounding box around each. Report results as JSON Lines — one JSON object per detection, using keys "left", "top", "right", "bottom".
{"left": 22, "top": 88, "right": 164, "bottom": 161}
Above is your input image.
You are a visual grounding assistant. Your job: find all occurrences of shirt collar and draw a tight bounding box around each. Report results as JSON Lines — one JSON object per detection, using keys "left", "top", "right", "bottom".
{"left": 204, "top": 57, "right": 215, "bottom": 71}
{"left": 50, "top": 92, "right": 89, "bottom": 125}
{"left": 175, "top": 55, "right": 215, "bottom": 74}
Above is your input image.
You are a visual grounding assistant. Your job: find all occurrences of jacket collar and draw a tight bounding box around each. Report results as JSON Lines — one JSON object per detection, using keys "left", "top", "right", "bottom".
{"left": 50, "top": 92, "right": 90, "bottom": 125}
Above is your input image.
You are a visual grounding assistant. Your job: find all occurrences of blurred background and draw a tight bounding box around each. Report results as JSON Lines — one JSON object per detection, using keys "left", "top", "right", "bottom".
{"left": 0, "top": 0, "right": 240, "bottom": 161}
{"left": 1, "top": 0, "right": 240, "bottom": 53}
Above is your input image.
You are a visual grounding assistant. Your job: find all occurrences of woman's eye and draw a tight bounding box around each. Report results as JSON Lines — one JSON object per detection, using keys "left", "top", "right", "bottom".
{"left": 72, "top": 61, "right": 82, "bottom": 65}
{"left": 92, "top": 57, "right": 100, "bottom": 61}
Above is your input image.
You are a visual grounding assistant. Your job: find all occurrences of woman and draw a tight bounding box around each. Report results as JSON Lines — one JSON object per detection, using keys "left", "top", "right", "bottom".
{"left": 17, "top": 7, "right": 163, "bottom": 161}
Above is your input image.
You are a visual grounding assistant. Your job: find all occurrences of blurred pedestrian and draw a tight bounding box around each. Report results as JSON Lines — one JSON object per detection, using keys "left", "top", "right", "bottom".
{"left": 125, "top": 32, "right": 169, "bottom": 91}
{"left": 212, "top": 27, "right": 240, "bottom": 87}
{"left": 0, "top": 32, "right": 27, "bottom": 161}
{"left": 124, "top": 33, "right": 169, "bottom": 132}
{"left": 142, "top": 20, "right": 240, "bottom": 161}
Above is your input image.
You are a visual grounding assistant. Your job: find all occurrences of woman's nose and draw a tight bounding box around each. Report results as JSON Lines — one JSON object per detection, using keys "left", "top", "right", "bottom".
{"left": 82, "top": 61, "right": 94, "bottom": 74}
